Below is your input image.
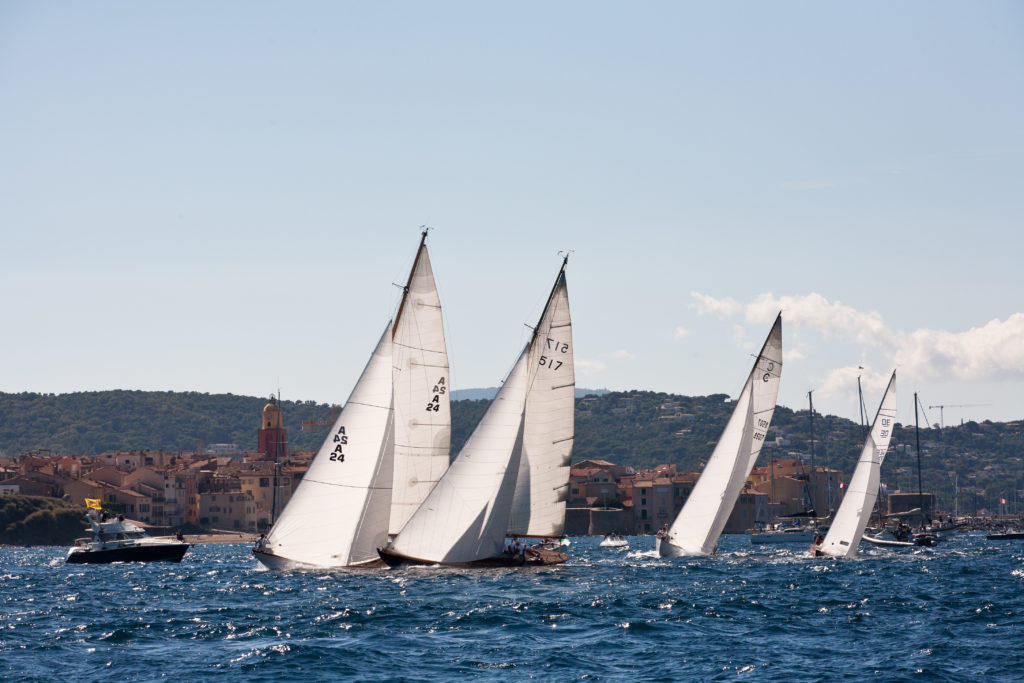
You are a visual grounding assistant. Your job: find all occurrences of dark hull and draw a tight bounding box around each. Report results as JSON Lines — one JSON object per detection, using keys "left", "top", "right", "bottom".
{"left": 377, "top": 547, "right": 568, "bottom": 568}
{"left": 66, "top": 543, "right": 190, "bottom": 564}
{"left": 987, "top": 532, "right": 1024, "bottom": 540}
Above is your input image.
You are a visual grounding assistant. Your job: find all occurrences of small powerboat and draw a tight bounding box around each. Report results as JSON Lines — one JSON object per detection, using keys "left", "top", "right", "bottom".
{"left": 66, "top": 510, "right": 190, "bottom": 564}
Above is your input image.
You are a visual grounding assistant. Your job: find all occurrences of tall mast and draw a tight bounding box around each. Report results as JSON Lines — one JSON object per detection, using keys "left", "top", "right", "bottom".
{"left": 528, "top": 252, "right": 570, "bottom": 349}
{"left": 857, "top": 371, "right": 866, "bottom": 427}
{"left": 808, "top": 390, "right": 816, "bottom": 515}
{"left": 824, "top": 415, "right": 832, "bottom": 517}
{"left": 392, "top": 227, "right": 429, "bottom": 337}
{"left": 915, "top": 391, "right": 924, "bottom": 521}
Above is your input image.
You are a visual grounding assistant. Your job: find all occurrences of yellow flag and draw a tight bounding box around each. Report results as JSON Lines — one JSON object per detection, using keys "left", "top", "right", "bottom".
{"left": 85, "top": 498, "right": 102, "bottom": 510}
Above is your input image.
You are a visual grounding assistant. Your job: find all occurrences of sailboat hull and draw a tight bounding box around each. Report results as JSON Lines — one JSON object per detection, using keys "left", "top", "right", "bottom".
{"left": 656, "top": 536, "right": 707, "bottom": 558}
{"left": 253, "top": 548, "right": 386, "bottom": 571}
{"left": 376, "top": 547, "right": 567, "bottom": 568}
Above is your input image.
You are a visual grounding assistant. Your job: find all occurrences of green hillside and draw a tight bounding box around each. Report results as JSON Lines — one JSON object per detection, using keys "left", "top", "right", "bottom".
{"left": 2, "top": 389, "right": 1021, "bottom": 513}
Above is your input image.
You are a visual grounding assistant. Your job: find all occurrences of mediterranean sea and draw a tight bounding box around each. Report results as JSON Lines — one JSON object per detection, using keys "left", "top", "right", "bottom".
{"left": 2, "top": 533, "right": 1023, "bottom": 681}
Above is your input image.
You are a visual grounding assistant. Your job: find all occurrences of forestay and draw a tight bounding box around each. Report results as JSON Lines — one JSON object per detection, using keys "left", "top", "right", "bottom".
{"left": 817, "top": 371, "right": 897, "bottom": 558}
{"left": 388, "top": 347, "right": 531, "bottom": 564}
{"left": 261, "top": 324, "right": 395, "bottom": 567}
{"left": 507, "top": 268, "right": 574, "bottom": 538}
{"left": 661, "top": 314, "right": 782, "bottom": 556}
{"left": 389, "top": 238, "right": 452, "bottom": 534}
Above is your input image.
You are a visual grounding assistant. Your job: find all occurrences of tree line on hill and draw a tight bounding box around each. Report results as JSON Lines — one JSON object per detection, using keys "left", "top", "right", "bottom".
{"left": 2, "top": 389, "right": 1022, "bottom": 513}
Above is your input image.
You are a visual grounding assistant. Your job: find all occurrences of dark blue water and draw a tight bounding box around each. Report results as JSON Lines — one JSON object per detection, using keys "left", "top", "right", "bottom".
{"left": 3, "top": 533, "right": 1023, "bottom": 681}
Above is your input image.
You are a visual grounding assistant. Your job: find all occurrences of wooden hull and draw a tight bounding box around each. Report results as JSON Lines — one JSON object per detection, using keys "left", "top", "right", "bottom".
{"left": 377, "top": 547, "right": 568, "bottom": 568}
{"left": 66, "top": 542, "right": 190, "bottom": 564}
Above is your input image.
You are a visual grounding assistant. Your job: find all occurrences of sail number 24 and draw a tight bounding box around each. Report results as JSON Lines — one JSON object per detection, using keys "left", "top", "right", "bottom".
{"left": 329, "top": 426, "right": 348, "bottom": 462}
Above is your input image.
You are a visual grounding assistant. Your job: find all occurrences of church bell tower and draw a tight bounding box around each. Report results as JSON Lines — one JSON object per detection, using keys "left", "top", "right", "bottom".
{"left": 257, "top": 395, "right": 287, "bottom": 461}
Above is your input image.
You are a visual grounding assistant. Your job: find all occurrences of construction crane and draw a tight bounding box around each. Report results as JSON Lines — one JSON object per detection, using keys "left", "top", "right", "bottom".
{"left": 927, "top": 403, "right": 992, "bottom": 428}
{"left": 301, "top": 405, "right": 342, "bottom": 431}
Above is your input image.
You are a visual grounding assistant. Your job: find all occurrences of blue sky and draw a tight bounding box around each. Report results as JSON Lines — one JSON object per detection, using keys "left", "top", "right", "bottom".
{"left": 2, "top": 2, "right": 1022, "bottom": 426}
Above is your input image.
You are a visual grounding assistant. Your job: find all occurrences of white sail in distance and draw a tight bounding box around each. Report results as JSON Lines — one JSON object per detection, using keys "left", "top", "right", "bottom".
{"left": 817, "top": 371, "right": 897, "bottom": 558}
{"left": 389, "top": 234, "right": 451, "bottom": 534}
{"left": 258, "top": 323, "right": 395, "bottom": 568}
{"left": 387, "top": 347, "right": 531, "bottom": 564}
{"left": 508, "top": 262, "right": 574, "bottom": 538}
{"left": 659, "top": 313, "right": 782, "bottom": 557}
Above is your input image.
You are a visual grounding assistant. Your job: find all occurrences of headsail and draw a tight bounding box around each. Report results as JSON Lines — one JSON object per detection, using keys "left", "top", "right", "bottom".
{"left": 659, "top": 313, "right": 782, "bottom": 557}
{"left": 817, "top": 371, "right": 897, "bottom": 558}
{"left": 259, "top": 323, "right": 395, "bottom": 568}
{"left": 507, "top": 261, "right": 574, "bottom": 538}
{"left": 387, "top": 347, "right": 531, "bottom": 564}
{"left": 389, "top": 233, "right": 452, "bottom": 534}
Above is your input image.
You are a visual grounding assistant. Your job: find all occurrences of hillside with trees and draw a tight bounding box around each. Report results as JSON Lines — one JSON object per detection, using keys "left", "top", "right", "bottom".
{"left": 2, "top": 389, "right": 1022, "bottom": 514}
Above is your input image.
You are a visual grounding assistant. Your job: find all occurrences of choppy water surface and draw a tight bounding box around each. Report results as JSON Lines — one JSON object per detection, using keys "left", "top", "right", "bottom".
{"left": 3, "top": 533, "right": 1023, "bottom": 681}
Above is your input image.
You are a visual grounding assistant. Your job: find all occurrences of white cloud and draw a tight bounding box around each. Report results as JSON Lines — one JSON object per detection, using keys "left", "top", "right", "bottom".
{"left": 693, "top": 291, "right": 1024, "bottom": 385}
{"left": 608, "top": 349, "right": 636, "bottom": 361}
{"left": 746, "top": 292, "right": 894, "bottom": 347}
{"left": 819, "top": 365, "right": 893, "bottom": 400}
{"left": 673, "top": 326, "right": 689, "bottom": 341}
{"left": 690, "top": 292, "right": 742, "bottom": 317}
{"left": 575, "top": 358, "right": 606, "bottom": 374}
{"left": 894, "top": 313, "right": 1024, "bottom": 382}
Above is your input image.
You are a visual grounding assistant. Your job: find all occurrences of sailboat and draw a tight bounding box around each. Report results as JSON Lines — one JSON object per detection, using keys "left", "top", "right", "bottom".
{"left": 378, "top": 258, "right": 573, "bottom": 568}
{"left": 254, "top": 231, "right": 449, "bottom": 570}
{"left": 656, "top": 314, "right": 782, "bottom": 558}
{"left": 812, "top": 371, "right": 897, "bottom": 558}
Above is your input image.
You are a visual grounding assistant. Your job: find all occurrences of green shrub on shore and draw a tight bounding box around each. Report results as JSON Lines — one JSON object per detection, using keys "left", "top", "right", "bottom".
{"left": 0, "top": 495, "right": 87, "bottom": 546}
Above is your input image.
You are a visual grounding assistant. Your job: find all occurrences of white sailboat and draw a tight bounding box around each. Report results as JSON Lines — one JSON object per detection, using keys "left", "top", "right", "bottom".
{"left": 378, "top": 259, "right": 573, "bottom": 567}
{"left": 508, "top": 264, "right": 574, "bottom": 540}
{"left": 657, "top": 314, "right": 782, "bottom": 557}
{"left": 812, "top": 371, "right": 897, "bottom": 558}
{"left": 254, "top": 231, "right": 449, "bottom": 570}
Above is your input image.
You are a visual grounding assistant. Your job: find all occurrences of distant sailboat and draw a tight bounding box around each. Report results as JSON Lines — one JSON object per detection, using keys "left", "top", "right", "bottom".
{"left": 254, "top": 231, "right": 449, "bottom": 570}
{"left": 378, "top": 258, "right": 573, "bottom": 567}
{"left": 657, "top": 314, "right": 782, "bottom": 557}
{"left": 812, "top": 371, "right": 897, "bottom": 558}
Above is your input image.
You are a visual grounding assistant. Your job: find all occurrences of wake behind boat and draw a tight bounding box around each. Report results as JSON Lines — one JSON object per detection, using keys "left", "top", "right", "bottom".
{"left": 600, "top": 533, "right": 628, "bottom": 548}
{"left": 66, "top": 505, "right": 189, "bottom": 564}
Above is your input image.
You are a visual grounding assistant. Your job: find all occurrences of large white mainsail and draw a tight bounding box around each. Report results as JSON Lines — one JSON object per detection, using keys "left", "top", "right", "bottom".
{"left": 256, "top": 324, "right": 395, "bottom": 569}
{"left": 389, "top": 233, "right": 452, "bottom": 533}
{"left": 658, "top": 314, "right": 782, "bottom": 557}
{"left": 816, "top": 371, "right": 897, "bottom": 558}
{"left": 507, "top": 262, "right": 574, "bottom": 538}
{"left": 384, "top": 347, "right": 531, "bottom": 564}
